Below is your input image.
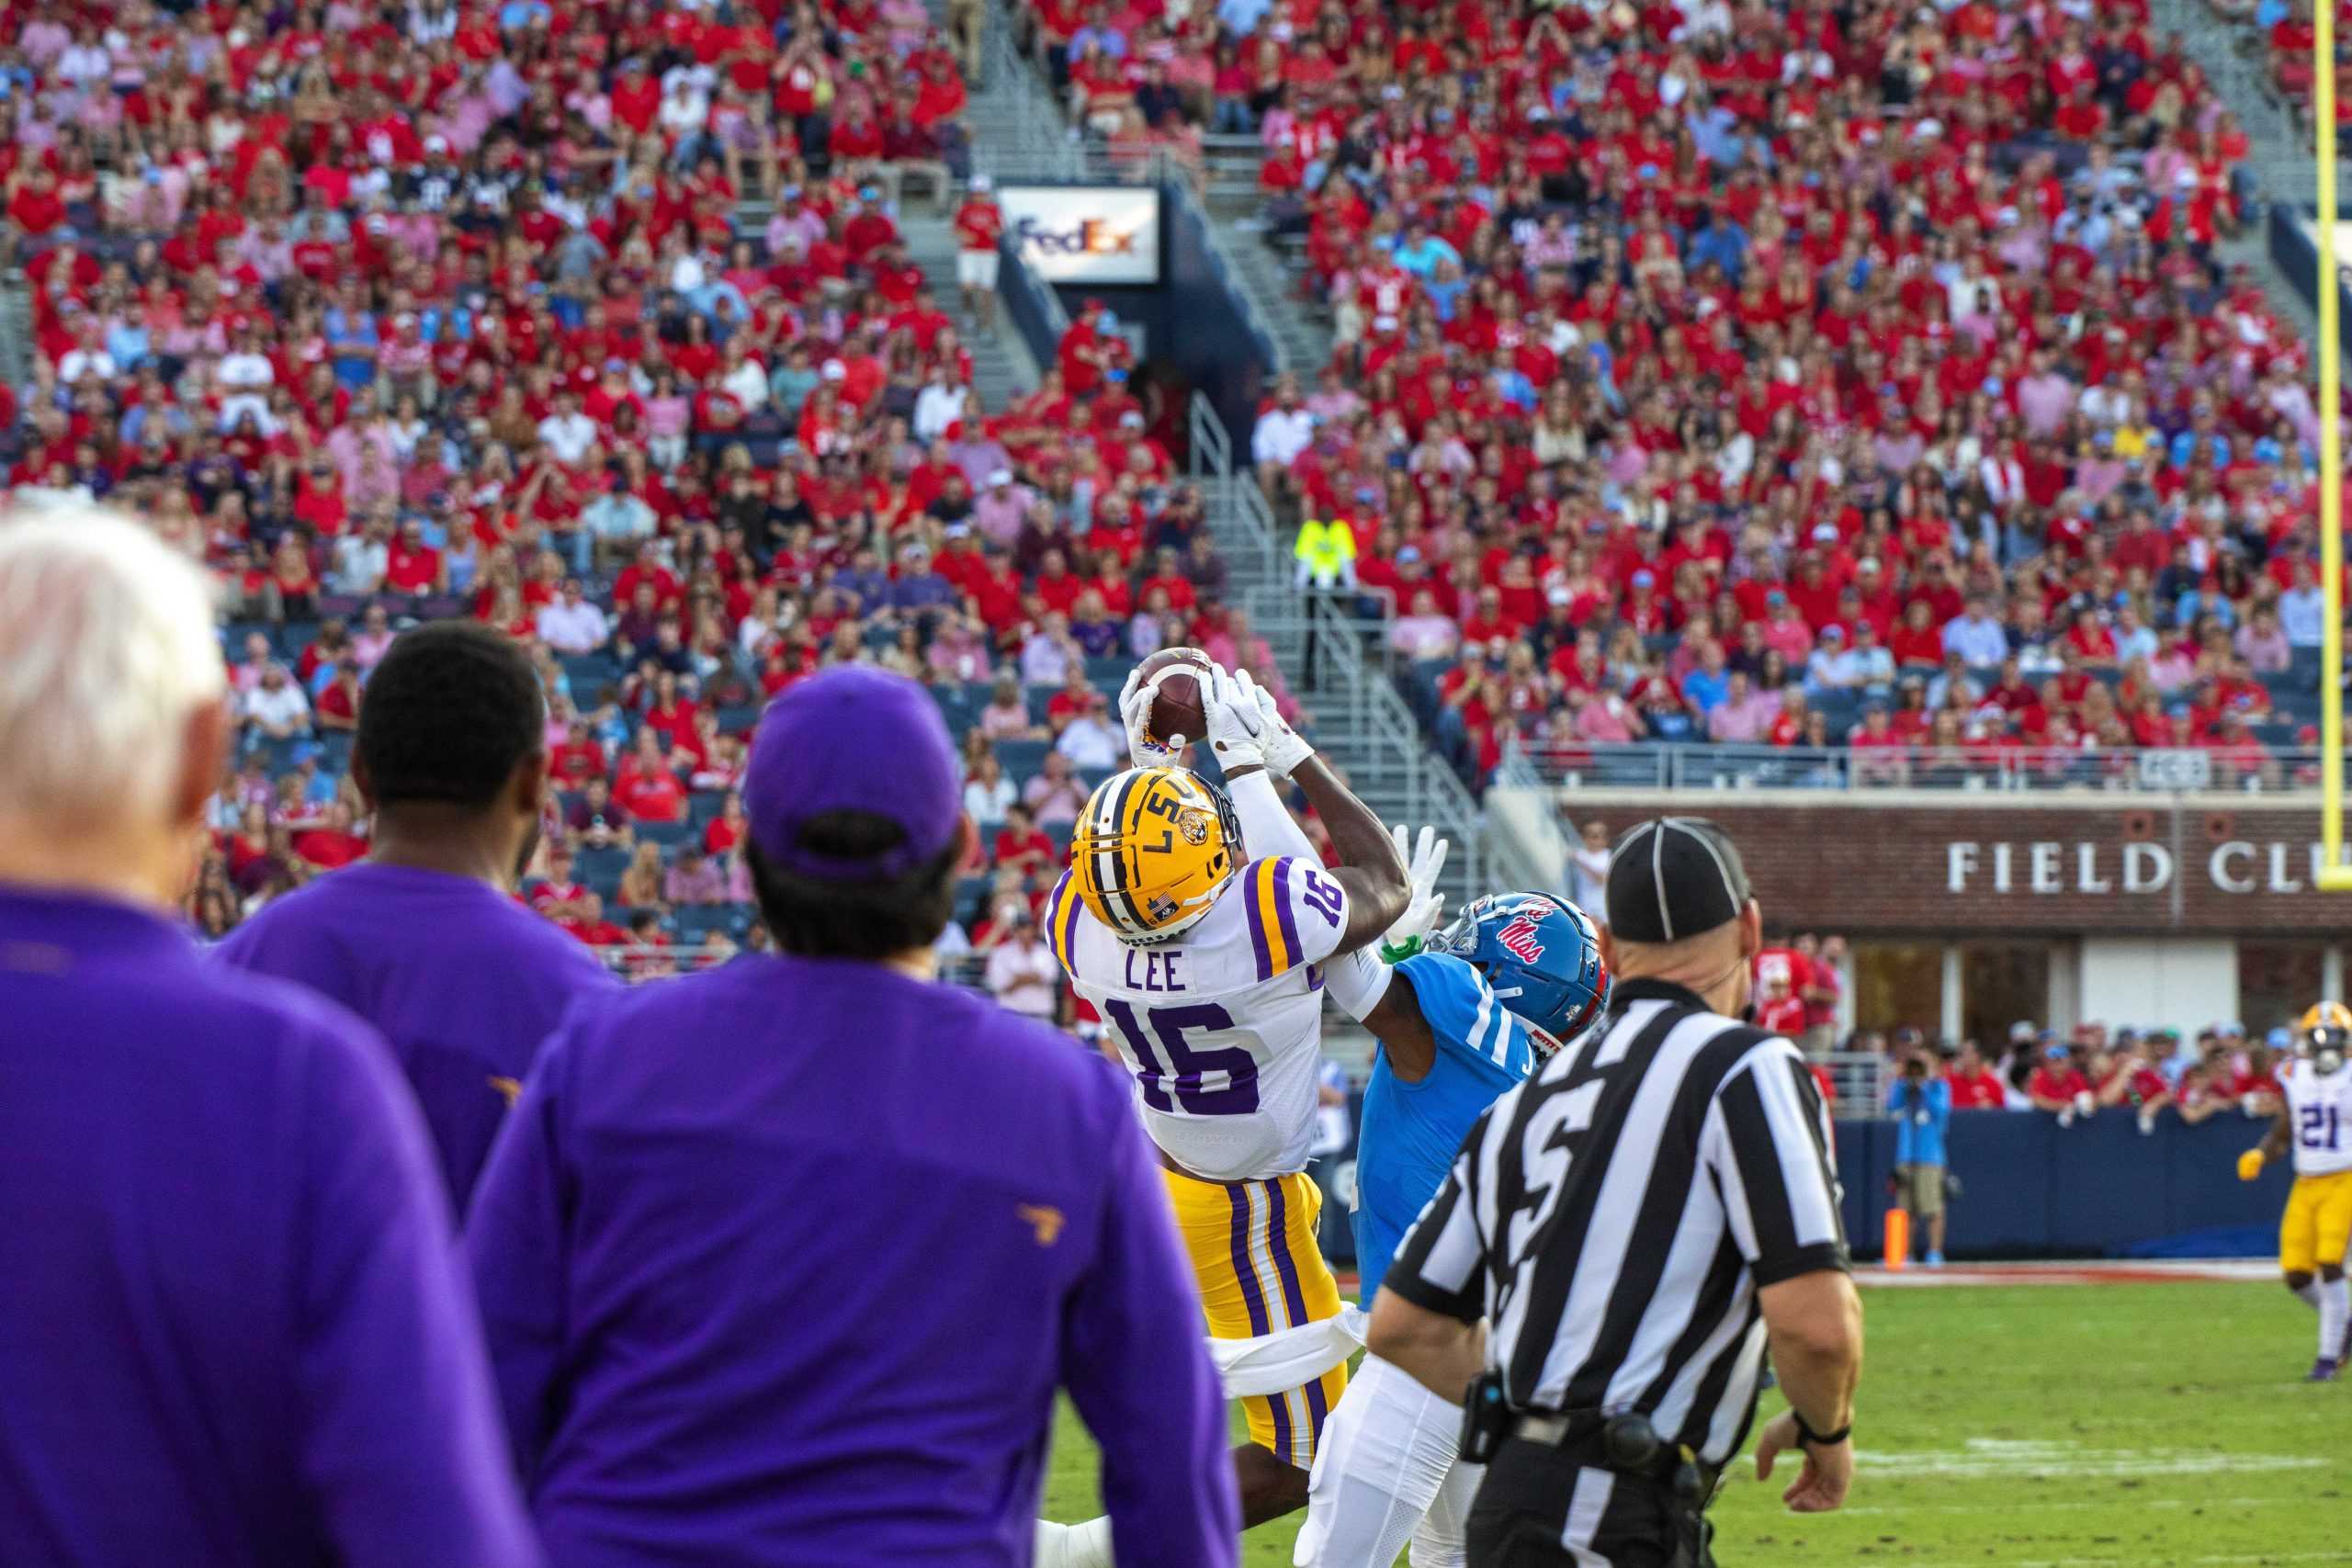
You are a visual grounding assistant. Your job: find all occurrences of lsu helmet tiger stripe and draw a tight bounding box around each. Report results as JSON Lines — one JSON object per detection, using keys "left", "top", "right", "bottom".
{"left": 2300, "top": 1001, "right": 2352, "bottom": 1074}
{"left": 1071, "top": 766, "right": 1243, "bottom": 943}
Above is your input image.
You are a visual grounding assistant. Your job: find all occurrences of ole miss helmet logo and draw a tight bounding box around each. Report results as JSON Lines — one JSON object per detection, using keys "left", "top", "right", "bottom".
{"left": 1496, "top": 914, "right": 1546, "bottom": 964}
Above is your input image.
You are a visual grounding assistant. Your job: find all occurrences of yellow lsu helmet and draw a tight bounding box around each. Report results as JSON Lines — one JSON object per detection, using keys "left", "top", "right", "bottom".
{"left": 1071, "top": 766, "right": 1243, "bottom": 943}
{"left": 2300, "top": 1001, "right": 2352, "bottom": 1074}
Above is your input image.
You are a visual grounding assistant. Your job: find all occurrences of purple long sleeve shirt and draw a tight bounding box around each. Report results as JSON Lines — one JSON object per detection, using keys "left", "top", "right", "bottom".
{"left": 0, "top": 886, "right": 538, "bottom": 1568}
{"left": 466, "top": 952, "right": 1238, "bottom": 1568}
{"left": 214, "top": 862, "right": 618, "bottom": 1213}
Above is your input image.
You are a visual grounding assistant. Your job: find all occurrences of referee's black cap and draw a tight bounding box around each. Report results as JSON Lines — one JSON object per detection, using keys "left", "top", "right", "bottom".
{"left": 1605, "top": 817, "right": 1754, "bottom": 943}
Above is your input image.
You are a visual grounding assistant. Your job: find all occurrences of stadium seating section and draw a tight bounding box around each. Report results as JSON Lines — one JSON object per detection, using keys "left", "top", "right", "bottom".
{"left": 1189, "top": 0, "right": 2314, "bottom": 790}
{"left": 3, "top": 0, "right": 2341, "bottom": 959}
{"left": 2, "top": 0, "right": 1235, "bottom": 972}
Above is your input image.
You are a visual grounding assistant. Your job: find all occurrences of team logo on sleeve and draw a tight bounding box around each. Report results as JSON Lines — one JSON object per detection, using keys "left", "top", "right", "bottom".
{"left": 1496, "top": 915, "right": 1547, "bottom": 964}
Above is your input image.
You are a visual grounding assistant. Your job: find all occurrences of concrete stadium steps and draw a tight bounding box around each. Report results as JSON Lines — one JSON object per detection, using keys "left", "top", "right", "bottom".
{"left": 963, "top": 0, "right": 1090, "bottom": 178}
{"left": 2144, "top": 0, "right": 2324, "bottom": 338}
{"left": 897, "top": 213, "right": 1040, "bottom": 406}
{"left": 1204, "top": 206, "right": 1332, "bottom": 378}
{"left": 958, "top": 69, "right": 1040, "bottom": 162}
{"left": 0, "top": 279, "right": 29, "bottom": 390}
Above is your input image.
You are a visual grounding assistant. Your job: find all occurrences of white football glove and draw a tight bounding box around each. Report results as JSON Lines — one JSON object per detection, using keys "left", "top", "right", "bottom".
{"left": 1234, "top": 666, "right": 1316, "bottom": 778}
{"left": 1381, "top": 824, "right": 1449, "bottom": 958}
{"left": 1116, "top": 655, "right": 1204, "bottom": 769}
{"left": 1202, "top": 664, "right": 1272, "bottom": 772}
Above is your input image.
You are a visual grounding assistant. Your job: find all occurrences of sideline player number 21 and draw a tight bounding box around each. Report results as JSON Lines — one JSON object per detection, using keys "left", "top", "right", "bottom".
{"left": 2239, "top": 1001, "right": 2352, "bottom": 1381}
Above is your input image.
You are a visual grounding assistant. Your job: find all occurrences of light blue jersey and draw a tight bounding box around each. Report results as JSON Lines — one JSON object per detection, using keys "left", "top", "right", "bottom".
{"left": 1352, "top": 953, "right": 1538, "bottom": 1302}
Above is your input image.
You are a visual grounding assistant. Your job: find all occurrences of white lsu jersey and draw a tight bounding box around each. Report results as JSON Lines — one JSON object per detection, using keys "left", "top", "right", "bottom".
{"left": 2282, "top": 1056, "right": 2352, "bottom": 1177}
{"left": 1045, "top": 855, "right": 1352, "bottom": 1182}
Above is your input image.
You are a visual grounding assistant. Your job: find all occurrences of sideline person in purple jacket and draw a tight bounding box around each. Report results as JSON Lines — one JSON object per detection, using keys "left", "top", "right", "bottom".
{"left": 0, "top": 510, "right": 537, "bottom": 1568}
{"left": 216, "top": 621, "right": 617, "bottom": 1213}
{"left": 467, "top": 665, "right": 1238, "bottom": 1567}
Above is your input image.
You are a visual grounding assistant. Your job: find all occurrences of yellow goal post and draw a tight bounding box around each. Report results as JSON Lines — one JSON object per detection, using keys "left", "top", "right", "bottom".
{"left": 2318, "top": 5, "right": 2352, "bottom": 888}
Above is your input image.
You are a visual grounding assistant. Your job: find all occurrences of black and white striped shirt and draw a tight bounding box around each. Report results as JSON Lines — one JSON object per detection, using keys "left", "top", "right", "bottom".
{"left": 1384, "top": 978, "right": 1846, "bottom": 1467}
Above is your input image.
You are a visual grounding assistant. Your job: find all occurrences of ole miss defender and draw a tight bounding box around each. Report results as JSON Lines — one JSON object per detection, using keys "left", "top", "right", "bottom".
{"left": 1299, "top": 890, "right": 1611, "bottom": 1568}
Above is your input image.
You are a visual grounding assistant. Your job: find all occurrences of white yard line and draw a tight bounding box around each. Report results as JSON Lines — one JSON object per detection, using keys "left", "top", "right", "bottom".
{"left": 1857, "top": 1438, "right": 2323, "bottom": 1479}
{"left": 1832, "top": 1496, "right": 2278, "bottom": 1518}
{"left": 1859, "top": 1260, "right": 2276, "bottom": 1287}
{"left": 1886, "top": 1554, "right": 2352, "bottom": 1568}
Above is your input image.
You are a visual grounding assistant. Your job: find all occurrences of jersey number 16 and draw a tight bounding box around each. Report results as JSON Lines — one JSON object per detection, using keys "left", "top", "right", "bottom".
{"left": 1102, "top": 1000, "right": 1259, "bottom": 1116}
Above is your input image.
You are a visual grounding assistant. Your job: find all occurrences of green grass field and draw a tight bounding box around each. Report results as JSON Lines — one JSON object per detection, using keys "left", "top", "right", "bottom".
{"left": 1043, "top": 1280, "right": 2347, "bottom": 1566}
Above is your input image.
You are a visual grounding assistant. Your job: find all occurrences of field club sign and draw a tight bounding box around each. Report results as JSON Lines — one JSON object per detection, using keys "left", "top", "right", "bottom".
{"left": 1946, "top": 838, "right": 2331, "bottom": 897}
{"left": 1571, "top": 801, "right": 2352, "bottom": 934}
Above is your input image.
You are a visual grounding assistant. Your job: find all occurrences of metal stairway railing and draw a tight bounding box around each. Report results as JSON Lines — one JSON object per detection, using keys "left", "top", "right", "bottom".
{"left": 1184, "top": 389, "right": 1490, "bottom": 909}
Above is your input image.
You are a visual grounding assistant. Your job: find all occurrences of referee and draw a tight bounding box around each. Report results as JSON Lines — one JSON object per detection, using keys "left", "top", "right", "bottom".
{"left": 1367, "top": 817, "right": 1863, "bottom": 1567}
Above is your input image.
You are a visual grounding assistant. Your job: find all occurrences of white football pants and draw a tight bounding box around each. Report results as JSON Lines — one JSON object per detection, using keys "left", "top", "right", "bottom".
{"left": 1295, "top": 1352, "right": 1481, "bottom": 1568}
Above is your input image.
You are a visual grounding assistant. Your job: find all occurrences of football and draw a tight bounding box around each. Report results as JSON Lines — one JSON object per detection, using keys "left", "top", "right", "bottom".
{"left": 1136, "top": 647, "right": 1217, "bottom": 751}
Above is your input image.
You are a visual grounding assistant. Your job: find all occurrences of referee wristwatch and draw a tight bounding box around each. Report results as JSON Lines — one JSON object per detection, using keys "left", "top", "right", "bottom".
{"left": 1792, "top": 1413, "right": 1851, "bottom": 1450}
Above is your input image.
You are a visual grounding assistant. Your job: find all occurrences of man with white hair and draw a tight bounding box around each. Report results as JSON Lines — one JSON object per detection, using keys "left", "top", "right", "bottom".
{"left": 0, "top": 508, "right": 538, "bottom": 1567}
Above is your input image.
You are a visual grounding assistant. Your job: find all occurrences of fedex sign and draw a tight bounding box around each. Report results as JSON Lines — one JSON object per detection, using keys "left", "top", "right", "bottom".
{"left": 1000, "top": 186, "right": 1161, "bottom": 284}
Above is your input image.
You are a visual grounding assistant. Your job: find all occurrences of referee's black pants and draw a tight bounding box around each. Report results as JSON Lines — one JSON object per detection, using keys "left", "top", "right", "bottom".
{"left": 1468, "top": 1439, "right": 1716, "bottom": 1568}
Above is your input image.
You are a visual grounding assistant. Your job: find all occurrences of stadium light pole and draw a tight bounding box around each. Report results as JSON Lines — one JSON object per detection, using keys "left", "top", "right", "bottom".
{"left": 2320, "top": 10, "right": 2352, "bottom": 891}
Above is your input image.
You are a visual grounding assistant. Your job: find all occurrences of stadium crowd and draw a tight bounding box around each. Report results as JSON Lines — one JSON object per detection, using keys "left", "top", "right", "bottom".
{"left": 4, "top": 0, "right": 2337, "bottom": 969}
{"left": 0, "top": 0, "right": 1275, "bottom": 991}
{"left": 1157, "top": 0, "right": 2324, "bottom": 787}
{"left": 2245, "top": 0, "right": 2345, "bottom": 141}
{"left": 1852, "top": 1014, "right": 2291, "bottom": 1122}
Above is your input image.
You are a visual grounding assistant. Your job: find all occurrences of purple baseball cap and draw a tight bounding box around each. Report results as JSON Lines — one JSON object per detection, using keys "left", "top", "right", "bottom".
{"left": 745, "top": 667, "right": 961, "bottom": 880}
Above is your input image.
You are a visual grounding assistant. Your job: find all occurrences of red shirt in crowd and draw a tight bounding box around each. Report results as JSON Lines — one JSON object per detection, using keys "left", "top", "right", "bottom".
{"left": 2030, "top": 1064, "right": 2092, "bottom": 1104}
{"left": 614, "top": 759, "right": 687, "bottom": 822}
{"left": 1943, "top": 1067, "right": 2006, "bottom": 1110}
{"left": 953, "top": 198, "right": 1002, "bottom": 253}
{"left": 2103, "top": 1062, "right": 2171, "bottom": 1108}
{"left": 530, "top": 876, "right": 588, "bottom": 915}
{"left": 563, "top": 912, "right": 630, "bottom": 946}
{"left": 550, "top": 736, "right": 608, "bottom": 785}
{"left": 292, "top": 826, "right": 368, "bottom": 870}
{"left": 1752, "top": 946, "right": 1813, "bottom": 1036}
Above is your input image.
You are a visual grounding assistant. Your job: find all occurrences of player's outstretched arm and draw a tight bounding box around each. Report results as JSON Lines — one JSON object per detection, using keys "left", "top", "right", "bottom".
{"left": 1204, "top": 667, "right": 1401, "bottom": 959}
{"left": 1339, "top": 825, "right": 1451, "bottom": 1074}
{"left": 1199, "top": 666, "right": 1325, "bottom": 864}
{"left": 1291, "top": 754, "right": 1409, "bottom": 953}
{"left": 1357, "top": 969, "right": 1438, "bottom": 1081}
{"left": 1200, "top": 666, "right": 1407, "bottom": 953}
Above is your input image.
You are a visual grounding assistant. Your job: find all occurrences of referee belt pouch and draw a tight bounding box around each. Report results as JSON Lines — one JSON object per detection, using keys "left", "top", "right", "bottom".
{"left": 1458, "top": 1392, "right": 1721, "bottom": 1561}
{"left": 1462, "top": 1379, "right": 1719, "bottom": 1508}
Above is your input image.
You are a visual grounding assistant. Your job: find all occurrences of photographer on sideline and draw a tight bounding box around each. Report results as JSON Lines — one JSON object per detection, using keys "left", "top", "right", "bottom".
{"left": 1887, "top": 1045, "right": 1952, "bottom": 1268}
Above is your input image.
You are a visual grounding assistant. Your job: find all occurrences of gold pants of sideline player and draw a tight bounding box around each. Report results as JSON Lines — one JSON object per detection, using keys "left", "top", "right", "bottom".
{"left": 2281, "top": 1168, "right": 2352, "bottom": 1274}
{"left": 1159, "top": 1167, "right": 1349, "bottom": 1469}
